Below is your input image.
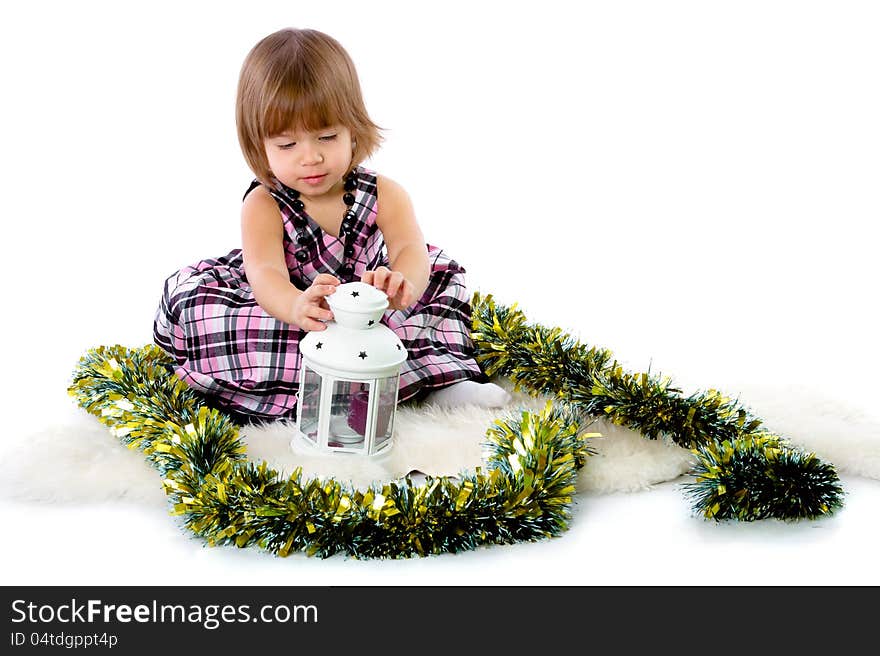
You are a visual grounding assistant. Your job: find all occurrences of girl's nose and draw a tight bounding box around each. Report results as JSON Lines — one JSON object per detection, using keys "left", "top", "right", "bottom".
{"left": 300, "top": 144, "right": 324, "bottom": 165}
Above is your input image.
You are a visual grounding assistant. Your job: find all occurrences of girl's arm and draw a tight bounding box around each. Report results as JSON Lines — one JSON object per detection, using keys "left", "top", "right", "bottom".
{"left": 241, "top": 186, "right": 336, "bottom": 330}
{"left": 371, "top": 175, "right": 430, "bottom": 307}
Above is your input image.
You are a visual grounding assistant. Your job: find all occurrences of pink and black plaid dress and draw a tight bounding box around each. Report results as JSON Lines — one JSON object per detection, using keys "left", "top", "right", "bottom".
{"left": 153, "top": 166, "right": 485, "bottom": 422}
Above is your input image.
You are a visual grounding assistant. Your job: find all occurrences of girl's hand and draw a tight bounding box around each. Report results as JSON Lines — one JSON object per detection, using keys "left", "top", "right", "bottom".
{"left": 291, "top": 273, "right": 339, "bottom": 331}
{"left": 362, "top": 266, "right": 416, "bottom": 311}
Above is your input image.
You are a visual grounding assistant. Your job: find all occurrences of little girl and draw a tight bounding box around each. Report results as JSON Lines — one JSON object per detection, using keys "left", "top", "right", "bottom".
{"left": 153, "top": 27, "right": 510, "bottom": 423}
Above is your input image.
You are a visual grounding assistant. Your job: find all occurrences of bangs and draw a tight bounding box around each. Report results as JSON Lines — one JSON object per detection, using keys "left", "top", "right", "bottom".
{"left": 262, "top": 65, "right": 352, "bottom": 137}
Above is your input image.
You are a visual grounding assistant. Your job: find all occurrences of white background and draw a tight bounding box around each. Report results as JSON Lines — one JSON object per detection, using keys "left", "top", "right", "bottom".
{"left": 1, "top": 0, "right": 878, "bottom": 586}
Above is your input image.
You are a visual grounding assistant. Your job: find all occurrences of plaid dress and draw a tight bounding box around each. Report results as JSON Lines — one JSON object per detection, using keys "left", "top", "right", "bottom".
{"left": 153, "top": 165, "right": 485, "bottom": 422}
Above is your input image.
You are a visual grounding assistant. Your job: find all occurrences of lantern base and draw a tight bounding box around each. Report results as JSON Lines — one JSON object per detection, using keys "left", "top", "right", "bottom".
{"left": 290, "top": 428, "right": 394, "bottom": 458}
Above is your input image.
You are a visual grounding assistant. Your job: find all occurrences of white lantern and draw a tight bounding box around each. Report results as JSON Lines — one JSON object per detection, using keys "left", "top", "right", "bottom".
{"left": 292, "top": 281, "right": 407, "bottom": 456}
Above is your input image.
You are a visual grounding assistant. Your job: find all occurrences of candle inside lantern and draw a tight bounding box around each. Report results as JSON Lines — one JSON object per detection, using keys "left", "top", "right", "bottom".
{"left": 347, "top": 389, "right": 394, "bottom": 436}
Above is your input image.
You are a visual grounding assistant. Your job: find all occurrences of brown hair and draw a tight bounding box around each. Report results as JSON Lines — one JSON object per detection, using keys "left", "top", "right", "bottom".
{"left": 236, "top": 28, "right": 383, "bottom": 186}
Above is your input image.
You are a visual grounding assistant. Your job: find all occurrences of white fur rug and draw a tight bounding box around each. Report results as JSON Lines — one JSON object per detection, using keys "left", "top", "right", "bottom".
{"left": 2, "top": 379, "right": 878, "bottom": 506}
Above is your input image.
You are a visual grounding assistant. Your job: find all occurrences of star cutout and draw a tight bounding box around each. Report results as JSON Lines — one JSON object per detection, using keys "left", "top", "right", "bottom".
{"left": 367, "top": 319, "right": 375, "bottom": 326}
{"left": 358, "top": 351, "right": 368, "bottom": 359}
{"left": 315, "top": 342, "right": 323, "bottom": 349}
{"left": 351, "top": 291, "right": 360, "bottom": 297}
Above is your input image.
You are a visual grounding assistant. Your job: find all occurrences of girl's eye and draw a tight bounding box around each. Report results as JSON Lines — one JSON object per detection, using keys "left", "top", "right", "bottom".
{"left": 319, "top": 134, "right": 337, "bottom": 141}
{"left": 279, "top": 142, "right": 296, "bottom": 150}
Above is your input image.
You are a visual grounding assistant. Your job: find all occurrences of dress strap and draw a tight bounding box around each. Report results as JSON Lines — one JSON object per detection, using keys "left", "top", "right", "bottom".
{"left": 242, "top": 179, "right": 262, "bottom": 201}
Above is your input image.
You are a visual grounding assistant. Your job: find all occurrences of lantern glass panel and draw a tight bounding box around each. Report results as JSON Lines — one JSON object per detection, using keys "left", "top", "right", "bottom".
{"left": 329, "top": 379, "right": 369, "bottom": 448}
{"left": 373, "top": 374, "right": 399, "bottom": 450}
{"left": 298, "top": 365, "right": 322, "bottom": 445}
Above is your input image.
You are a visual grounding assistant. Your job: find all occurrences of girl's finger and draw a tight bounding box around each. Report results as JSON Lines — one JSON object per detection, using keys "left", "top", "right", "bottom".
{"left": 309, "top": 284, "right": 337, "bottom": 298}
{"left": 373, "top": 268, "right": 388, "bottom": 291}
{"left": 308, "top": 305, "right": 334, "bottom": 321}
{"left": 395, "top": 282, "right": 414, "bottom": 309}
{"left": 313, "top": 273, "right": 340, "bottom": 286}
{"left": 301, "top": 317, "right": 327, "bottom": 332}
{"left": 385, "top": 273, "right": 402, "bottom": 299}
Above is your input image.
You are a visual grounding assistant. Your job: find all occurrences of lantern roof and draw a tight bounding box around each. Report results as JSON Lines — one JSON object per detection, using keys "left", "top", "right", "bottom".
{"left": 327, "top": 281, "right": 388, "bottom": 316}
{"left": 300, "top": 282, "right": 407, "bottom": 377}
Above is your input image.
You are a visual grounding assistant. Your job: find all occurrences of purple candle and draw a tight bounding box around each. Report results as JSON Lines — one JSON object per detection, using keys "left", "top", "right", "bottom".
{"left": 347, "top": 390, "right": 393, "bottom": 436}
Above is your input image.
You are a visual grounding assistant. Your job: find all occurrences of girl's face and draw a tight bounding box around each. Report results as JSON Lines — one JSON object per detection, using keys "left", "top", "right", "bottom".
{"left": 264, "top": 124, "right": 354, "bottom": 199}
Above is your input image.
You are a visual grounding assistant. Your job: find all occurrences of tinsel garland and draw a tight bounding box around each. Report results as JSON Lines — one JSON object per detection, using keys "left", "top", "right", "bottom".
{"left": 66, "top": 294, "right": 844, "bottom": 559}
{"left": 68, "top": 345, "right": 597, "bottom": 559}
{"left": 469, "top": 293, "right": 844, "bottom": 521}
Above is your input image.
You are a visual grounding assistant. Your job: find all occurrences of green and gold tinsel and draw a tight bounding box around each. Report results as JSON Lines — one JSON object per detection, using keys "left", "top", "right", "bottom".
{"left": 470, "top": 293, "right": 844, "bottom": 522}
{"left": 67, "top": 294, "right": 843, "bottom": 559}
{"left": 69, "top": 344, "right": 597, "bottom": 558}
